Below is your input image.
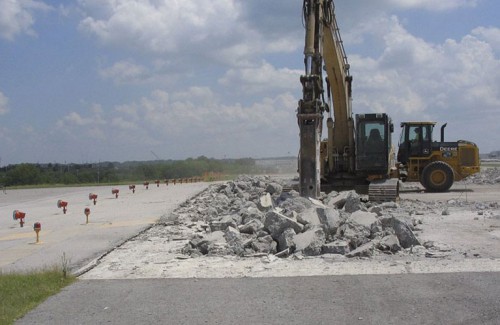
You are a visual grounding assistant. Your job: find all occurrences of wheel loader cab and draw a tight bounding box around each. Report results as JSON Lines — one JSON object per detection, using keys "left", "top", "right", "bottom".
{"left": 397, "top": 122, "right": 435, "bottom": 164}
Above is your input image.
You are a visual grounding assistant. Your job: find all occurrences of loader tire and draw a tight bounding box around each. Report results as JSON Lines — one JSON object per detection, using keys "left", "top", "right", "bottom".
{"left": 421, "top": 161, "right": 454, "bottom": 192}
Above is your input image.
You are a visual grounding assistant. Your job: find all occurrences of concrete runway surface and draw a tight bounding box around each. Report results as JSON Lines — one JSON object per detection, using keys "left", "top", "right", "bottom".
{"left": 0, "top": 183, "right": 208, "bottom": 273}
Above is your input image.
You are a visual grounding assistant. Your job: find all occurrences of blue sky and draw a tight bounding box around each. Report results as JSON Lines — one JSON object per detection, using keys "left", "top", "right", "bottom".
{"left": 1, "top": 0, "right": 499, "bottom": 165}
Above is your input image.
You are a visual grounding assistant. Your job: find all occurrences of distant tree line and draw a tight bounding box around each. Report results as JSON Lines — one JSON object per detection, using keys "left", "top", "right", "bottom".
{"left": 0, "top": 156, "right": 275, "bottom": 187}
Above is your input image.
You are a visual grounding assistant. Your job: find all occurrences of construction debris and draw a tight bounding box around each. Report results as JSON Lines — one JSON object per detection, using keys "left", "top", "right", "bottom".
{"left": 463, "top": 167, "right": 500, "bottom": 184}
{"left": 169, "top": 175, "right": 479, "bottom": 259}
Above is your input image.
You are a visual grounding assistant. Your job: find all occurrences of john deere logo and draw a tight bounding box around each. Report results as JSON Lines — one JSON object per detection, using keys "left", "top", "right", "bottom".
{"left": 440, "top": 147, "right": 458, "bottom": 152}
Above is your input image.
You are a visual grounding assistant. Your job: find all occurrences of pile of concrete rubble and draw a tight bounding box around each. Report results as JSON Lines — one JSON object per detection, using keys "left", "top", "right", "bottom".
{"left": 172, "top": 175, "right": 445, "bottom": 259}
{"left": 464, "top": 167, "right": 500, "bottom": 185}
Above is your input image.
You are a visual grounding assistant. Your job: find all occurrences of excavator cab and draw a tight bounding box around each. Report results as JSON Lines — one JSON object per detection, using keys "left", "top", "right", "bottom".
{"left": 355, "top": 113, "right": 393, "bottom": 175}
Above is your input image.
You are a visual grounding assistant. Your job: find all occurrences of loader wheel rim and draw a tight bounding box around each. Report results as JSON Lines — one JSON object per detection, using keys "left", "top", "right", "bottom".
{"left": 430, "top": 170, "right": 447, "bottom": 186}
{"left": 422, "top": 161, "right": 454, "bottom": 192}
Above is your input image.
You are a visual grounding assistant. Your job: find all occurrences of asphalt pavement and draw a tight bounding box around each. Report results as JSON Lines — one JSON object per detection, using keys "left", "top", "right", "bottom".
{"left": 17, "top": 272, "right": 500, "bottom": 325}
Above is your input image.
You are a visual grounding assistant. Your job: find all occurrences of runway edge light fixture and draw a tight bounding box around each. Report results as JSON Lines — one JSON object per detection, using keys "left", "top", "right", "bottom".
{"left": 13, "top": 210, "right": 26, "bottom": 227}
{"left": 89, "top": 193, "right": 98, "bottom": 205}
{"left": 57, "top": 200, "right": 68, "bottom": 214}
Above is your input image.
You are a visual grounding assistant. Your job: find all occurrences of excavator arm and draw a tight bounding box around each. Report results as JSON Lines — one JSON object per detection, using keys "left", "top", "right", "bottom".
{"left": 297, "top": 0, "right": 354, "bottom": 198}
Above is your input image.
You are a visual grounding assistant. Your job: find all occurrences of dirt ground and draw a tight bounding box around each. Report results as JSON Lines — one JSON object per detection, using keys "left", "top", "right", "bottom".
{"left": 80, "top": 181, "right": 500, "bottom": 280}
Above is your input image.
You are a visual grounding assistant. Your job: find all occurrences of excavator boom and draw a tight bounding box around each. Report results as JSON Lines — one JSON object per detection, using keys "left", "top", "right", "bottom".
{"left": 297, "top": 0, "right": 354, "bottom": 198}
{"left": 297, "top": 0, "right": 326, "bottom": 198}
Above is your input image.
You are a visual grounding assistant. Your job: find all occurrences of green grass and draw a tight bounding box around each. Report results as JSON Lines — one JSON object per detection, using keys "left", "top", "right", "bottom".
{"left": 0, "top": 268, "right": 76, "bottom": 325}
{"left": 4, "top": 178, "right": 224, "bottom": 190}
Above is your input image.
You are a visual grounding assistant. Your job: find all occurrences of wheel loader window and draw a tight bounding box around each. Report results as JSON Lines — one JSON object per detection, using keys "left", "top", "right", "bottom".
{"left": 410, "top": 126, "right": 429, "bottom": 143}
{"left": 411, "top": 127, "right": 421, "bottom": 142}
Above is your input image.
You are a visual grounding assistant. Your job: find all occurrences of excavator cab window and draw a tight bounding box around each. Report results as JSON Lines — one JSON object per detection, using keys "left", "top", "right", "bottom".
{"left": 355, "top": 115, "right": 390, "bottom": 174}
{"left": 365, "top": 126, "right": 385, "bottom": 152}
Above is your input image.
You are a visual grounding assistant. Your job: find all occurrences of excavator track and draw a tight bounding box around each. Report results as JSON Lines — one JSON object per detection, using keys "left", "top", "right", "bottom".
{"left": 368, "top": 179, "right": 399, "bottom": 202}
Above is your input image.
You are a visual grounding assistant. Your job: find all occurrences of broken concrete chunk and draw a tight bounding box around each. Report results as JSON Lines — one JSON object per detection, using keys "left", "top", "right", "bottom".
{"left": 322, "top": 240, "right": 350, "bottom": 255}
{"left": 206, "top": 207, "right": 218, "bottom": 218}
{"left": 370, "top": 220, "right": 384, "bottom": 238}
{"left": 266, "top": 182, "right": 283, "bottom": 195}
{"left": 392, "top": 217, "right": 420, "bottom": 249}
{"left": 294, "top": 227, "right": 326, "bottom": 256}
{"left": 235, "top": 181, "right": 250, "bottom": 191}
{"left": 344, "top": 191, "right": 364, "bottom": 213}
{"left": 388, "top": 215, "right": 415, "bottom": 230}
{"left": 377, "top": 216, "right": 394, "bottom": 228}
{"left": 256, "top": 230, "right": 270, "bottom": 238}
{"left": 224, "top": 226, "right": 245, "bottom": 255}
{"left": 324, "top": 190, "right": 350, "bottom": 209}
{"left": 297, "top": 208, "right": 321, "bottom": 226}
{"left": 368, "top": 206, "right": 383, "bottom": 216}
{"left": 346, "top": 242, "right": 375, "bottom": 258}
{"left": 349, "top": 211, "right": 378, "bottom": 230}
{"left": 197, "top": 231, "right": 227, "bottom": 255}
{"left": 381, "top": 201, "right": 399, "bottom": 209}
{"left": 251, "top": 235, "right": 277, "bottom": 254}
{"left": 278, "top": 196, "right": 313, "bottom": 214}
{"left": 316, "top": 207, "right": 341, "bottom": 235}
{"left": 224, "top": 226, "right": 241, "bottom": 242}
{"left": 288, "top": 210, "right": 299, "bottom": 221}
{"left": 277, "top": 228, "right": 296, "bottom": 252}
{"left": 239, "top": 219, "right": 264, "bottom": 234}
{"left": 240, "top": 206, "right": 264, "bottom": 224}
{"left": 308, "top": 197, "right": 326, "bottom": 208}
{"left": 264, "top": 211, "right": 304, "bottom": 240}
{"left": 378, "top": 235, "right": 401, "bottom": 253}
{"left": 258, "top": 193, "right": 274, "bottom": 211}
{"left": 209, "top": 215, "right": 238, "bottom": 232}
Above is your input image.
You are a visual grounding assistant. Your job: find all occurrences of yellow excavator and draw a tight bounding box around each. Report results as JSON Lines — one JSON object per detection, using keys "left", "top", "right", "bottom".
{"left": 297, "top": 0, "right": 480, "bottom": 200}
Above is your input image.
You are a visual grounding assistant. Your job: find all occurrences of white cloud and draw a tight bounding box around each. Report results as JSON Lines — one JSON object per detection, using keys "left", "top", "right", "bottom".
{"left": 77, "top": 0, "right": 301, "bottom": 69}
{"left": 219, "top": 61, "right": 301, "bottom": 95}
{"left": 58, "top": 112, "right": 93, "bottom": 127}
{"left": 99, "top": 60, "right": 150, "bottom": 84}
{"left": 472, "top": 27, "right": 500, "bottom": 53}
{"left": 0, "top": 0, "right": 52, "bottom": 40}
{"left": 137, "top": 88, "right": 268, "bottom": 133}
{"left": 78, "top": 0, "right": 242, "bottom": 53}
{"left": 0, "top": 91, "right": 9, "bottom": 115}
{"left": 55, "top": 104, "right": 107, "bottom": 142}
{"left": 46, "top": 86, "right": 298, "bottom": 160}
{"left": 387, "top": 0, "right": 478, "bottom": 11}
{"left": 111, "top": 117, "right": 137, "bottom": 130}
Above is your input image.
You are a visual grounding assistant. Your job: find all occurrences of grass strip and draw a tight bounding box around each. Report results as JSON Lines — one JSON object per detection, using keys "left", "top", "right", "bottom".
{"left": 0, "top": 268, "right": 76, "bottom": 325}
